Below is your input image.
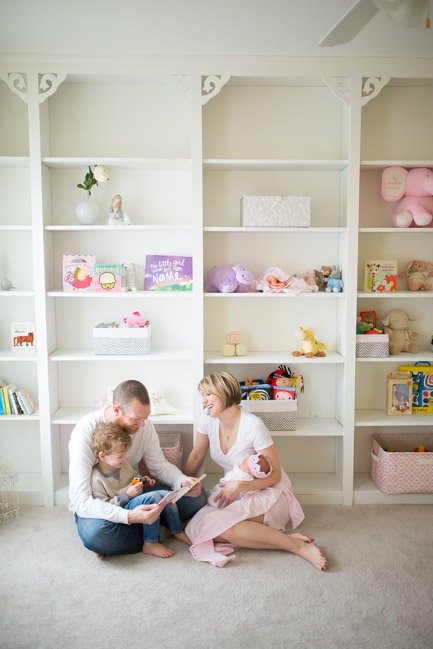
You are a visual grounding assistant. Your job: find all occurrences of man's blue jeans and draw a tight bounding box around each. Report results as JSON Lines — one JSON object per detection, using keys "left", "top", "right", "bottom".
{"left": 75, "top": 486, "right": 207, "bottom": 556}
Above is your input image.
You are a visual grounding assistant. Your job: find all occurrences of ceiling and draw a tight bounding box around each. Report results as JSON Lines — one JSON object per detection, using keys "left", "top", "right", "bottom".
{"left": 0, "top": 0, "right": 432, "bottom": 59}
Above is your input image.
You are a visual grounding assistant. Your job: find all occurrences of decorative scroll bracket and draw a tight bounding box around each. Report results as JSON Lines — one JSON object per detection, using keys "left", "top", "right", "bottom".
{"left": 0, "top": 72, "right": 67, "bottom": 103}
{"left": 323, "top": 76, "right": 390, "bottom": 107}
{"left": 165, "top": 75, "right": 192, "bottom": 104}
{"left": 201, "top": 74, "right": 230, "bottom": 105}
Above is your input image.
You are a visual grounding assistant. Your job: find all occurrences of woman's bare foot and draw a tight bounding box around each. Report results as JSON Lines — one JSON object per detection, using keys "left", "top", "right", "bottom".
{"left": 290, "top": 536, "right": 327, "bottom": 571}
{"left": 95, "top": 552, "right": 105, "bottom": 560}
{"left": 174, "top": 531, "right": 192, "bottom": 546}
{"left": 291, "top": 533, "right": 314, "bottom": 543}
{"left": 142, "top": 541, "right": 175, "bottom": 558}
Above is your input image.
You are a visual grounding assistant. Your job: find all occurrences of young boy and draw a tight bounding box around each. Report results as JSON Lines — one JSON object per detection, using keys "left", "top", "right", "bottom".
{"left": 91, "top": 422, "right": 190, "bottom": 557}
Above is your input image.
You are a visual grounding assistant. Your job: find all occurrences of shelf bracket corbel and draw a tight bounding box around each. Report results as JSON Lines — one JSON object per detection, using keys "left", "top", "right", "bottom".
{"left": 322, "top": 76, "right": 390, "bottom": 107}
{"left": 0, "top": 72, "right": 67, "bottom": 103}
{"left": 201, "top": 75, "right": 230, "bottom": 105}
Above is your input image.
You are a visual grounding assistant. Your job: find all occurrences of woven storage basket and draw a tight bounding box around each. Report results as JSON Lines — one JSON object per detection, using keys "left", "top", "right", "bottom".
{"left": 138, "top": 431, "right": 183, "bottom": 480}
{"left": 93, "top": 325, "right": 151, "bottom": 355}
{"left": 356, "top": 334, "right": 389, "bottom": 358}
{"left": 240, "top": 400, "right": 297, "bottom": 431}
{"left": 371, "top": 433, "right": 433, "bottom": 494}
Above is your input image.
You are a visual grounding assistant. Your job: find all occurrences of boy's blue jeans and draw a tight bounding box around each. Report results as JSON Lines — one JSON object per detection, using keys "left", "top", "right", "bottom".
{"left": 75, "top": 486, "right": 207, "bottom": 556}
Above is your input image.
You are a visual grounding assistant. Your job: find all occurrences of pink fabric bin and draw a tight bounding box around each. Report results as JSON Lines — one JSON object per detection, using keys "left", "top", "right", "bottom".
{"left": 371, "top": 433, "right": 433, "bottom": 494}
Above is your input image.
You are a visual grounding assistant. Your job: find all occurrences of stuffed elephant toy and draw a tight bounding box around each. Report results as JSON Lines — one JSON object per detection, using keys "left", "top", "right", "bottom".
{"left": 205, "top": 264, "right": 254, "bottom": 293}
{"left": 382, "top": 166, "right": 433, "bottom": 228}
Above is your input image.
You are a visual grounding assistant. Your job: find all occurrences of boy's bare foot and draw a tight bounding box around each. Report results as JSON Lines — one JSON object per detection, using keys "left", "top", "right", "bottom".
{"left": 142, "top": 541, "right": 175, "bottom": 558}
{"left": 95, "top": 553, "right": 105, "bottom": 560}
{"left": 174, "top": 530, "right": 192, "bottom": 546}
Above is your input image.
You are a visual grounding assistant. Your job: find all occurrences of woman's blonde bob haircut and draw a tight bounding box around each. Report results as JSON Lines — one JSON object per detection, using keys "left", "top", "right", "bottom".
{"left": 198, "top": 371, "right": 241, "bottom": 410}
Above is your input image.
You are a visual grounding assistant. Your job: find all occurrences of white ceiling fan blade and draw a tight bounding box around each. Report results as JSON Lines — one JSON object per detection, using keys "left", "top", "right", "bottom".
{"left": 374, "top": 0, "right": 428, "bottom": 27}
{"left": 319, "top": 0, "right": 379, "bottom": 46}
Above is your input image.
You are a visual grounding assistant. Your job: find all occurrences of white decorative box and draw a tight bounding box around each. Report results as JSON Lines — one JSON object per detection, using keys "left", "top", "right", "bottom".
{"left": 241, "top": 195, "right": 311, "bottom": 227}
{"left": 240, "top": 400, "right": 297, "bottom": 431}
{"left": 356, "top": 334, "right": 389, "bottom": 358}
{"left": 93, "top": 325, "right": 151, "bottom": 355}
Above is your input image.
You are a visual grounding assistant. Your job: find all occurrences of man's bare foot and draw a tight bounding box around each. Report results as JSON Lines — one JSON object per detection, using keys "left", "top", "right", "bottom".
{"left": 95, "top": 552, "right": 105, "bottom": 560}
{"left": 142, "top": 541, "right": 175, "bottom": 558}
{"left": 174, "top": 531, "right": 192, "bottom": 546}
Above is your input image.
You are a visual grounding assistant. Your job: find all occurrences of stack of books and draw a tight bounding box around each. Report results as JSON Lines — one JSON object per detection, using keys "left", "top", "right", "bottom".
{"left": 0, "top": 380, "right": 37, "bottom": 416}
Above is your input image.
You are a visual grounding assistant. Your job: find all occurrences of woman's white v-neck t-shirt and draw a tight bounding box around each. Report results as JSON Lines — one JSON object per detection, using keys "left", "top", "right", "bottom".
{"left": 198, "top": 407, "right": 273, "bottom": 476}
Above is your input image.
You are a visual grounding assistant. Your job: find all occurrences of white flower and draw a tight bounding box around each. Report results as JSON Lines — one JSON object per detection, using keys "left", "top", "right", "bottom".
{"left": 93, "top": 165, "right": 109, "bottom": 183}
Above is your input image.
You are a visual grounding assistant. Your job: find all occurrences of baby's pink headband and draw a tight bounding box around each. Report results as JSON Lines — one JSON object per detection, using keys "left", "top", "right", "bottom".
{"left": 248, "top": 453, "right": 272, "bottom": 478}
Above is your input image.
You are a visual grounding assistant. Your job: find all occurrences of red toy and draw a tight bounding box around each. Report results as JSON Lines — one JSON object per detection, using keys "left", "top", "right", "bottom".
{"left": 413, "top": 445, "right": 429, "bottom": 452}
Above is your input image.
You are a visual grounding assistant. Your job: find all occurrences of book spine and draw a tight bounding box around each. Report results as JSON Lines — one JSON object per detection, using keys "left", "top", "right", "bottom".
{"left": 16, "top": 390, "right": 29, "bottom": 415}
{"left": 0, "top": 389, "right": 5, "bottom": 415}
{"left": 12, "top": 391, "right": 24, "bottom": 415}
{"left": 2, "top": 387, "right": 12, "bottom": 415}
{"left": 22, "top": 388, "right": 36, "bottom": 413}
{"left": 8, "top": 387, "right": 18, "bottom": 414}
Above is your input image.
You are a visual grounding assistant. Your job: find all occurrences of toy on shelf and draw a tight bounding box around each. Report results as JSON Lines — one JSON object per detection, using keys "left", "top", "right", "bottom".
{"left": 120, "top": 311, "right": 149, "bottom": 328}
{"left": 382, "top": 166, "right": 433, "bottom": 228}
{"left": 205, "top": 264, "right": 254, "bottom": 293}
{"left": 0, "top": 275, "right": 15, "bottom": 291}
{"left": 121, "top": 262, "right": 138, "bottom": 292}
{"left": 304, "top": 269, "right": 319, "bottom": 292}
{"left": 386, "top": 371, "right": 412, "bottom": 416}
{"left": 252, "top": 266, "right": 316, "bottom": 295}
{"left": 326, "top": 266, "right": 344, "bottom": 293}
{"left": 398, "top": 362, "right": 433, "bottom": 413}
{"left": 149, "top": 386, "right": 178, "bottom": 416}
{"left": 413, "top": 445, "right": 429, "bottom": 452}
{"left": 108, "top": 194, "right": 131, "bottom": 226}
{"left": 266, "top": 365, "right": 304, "bottom": 396}
{"left": 382, "top": 309, "right": 418, "bottom": 355}
{"left": 398, "top": 260, "right": 433, "bottom": 291}
{"left": 292, "top": 326, "right": 328, "bottom": 358}
{"left": 222, "top": 332, "right": 247, "bottom": 357}
{"left": 314, "top": 266, "right": 332, "bottom": 291}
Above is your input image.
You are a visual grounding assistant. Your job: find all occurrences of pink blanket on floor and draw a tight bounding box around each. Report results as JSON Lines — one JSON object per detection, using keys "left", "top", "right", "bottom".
{"left": 186, "top": 471, "right": 304, "bottom": 567}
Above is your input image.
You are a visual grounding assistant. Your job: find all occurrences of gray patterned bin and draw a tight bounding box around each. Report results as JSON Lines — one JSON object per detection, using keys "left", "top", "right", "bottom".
{"left": 356, "top": 333, "right": 389, "bottom": 358}
{"left": 240, "top": 400, "right": 297, "bottom": 431}
{"left": 93, "top": 325, "right": 151, "bottom": 355}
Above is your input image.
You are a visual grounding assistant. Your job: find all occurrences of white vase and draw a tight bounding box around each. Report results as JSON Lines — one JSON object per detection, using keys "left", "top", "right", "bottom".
{"left": 75, "top": 194, "right": 100, "bottom": 225}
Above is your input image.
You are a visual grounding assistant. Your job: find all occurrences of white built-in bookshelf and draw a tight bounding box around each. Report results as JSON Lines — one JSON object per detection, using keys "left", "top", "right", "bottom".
{"left": 0, "top": 62, "right": 433, "bottom": 506}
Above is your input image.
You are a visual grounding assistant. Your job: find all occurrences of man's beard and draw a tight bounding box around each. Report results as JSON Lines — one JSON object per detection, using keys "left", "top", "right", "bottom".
{"left": 114, "top": 416, "right": 139, "bottom": 435}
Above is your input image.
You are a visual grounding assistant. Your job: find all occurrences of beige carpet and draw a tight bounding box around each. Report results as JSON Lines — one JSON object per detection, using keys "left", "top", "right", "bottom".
{"left": 1, "top": 504, "right": 432, "bottom": 649}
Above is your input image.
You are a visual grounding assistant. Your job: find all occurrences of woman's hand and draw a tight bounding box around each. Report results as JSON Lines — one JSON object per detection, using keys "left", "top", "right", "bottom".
{"left": 181, "top": 477, "right": 202, "bottom": 498}
{"left": 214, "top": 480, "right": 241, "bottom": 509}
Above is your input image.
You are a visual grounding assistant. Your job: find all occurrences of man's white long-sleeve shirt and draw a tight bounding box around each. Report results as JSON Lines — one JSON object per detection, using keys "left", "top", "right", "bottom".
{"left": 68, "top": 408, "right": 186, "bottom": 524}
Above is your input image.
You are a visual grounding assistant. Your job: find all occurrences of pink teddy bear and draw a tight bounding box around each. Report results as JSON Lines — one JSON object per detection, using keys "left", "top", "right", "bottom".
{"left": 382, "top": 167, "right": 433, "bottom": 228}
{"left": 123, "top": 311, "right": 146, "bottom": 327}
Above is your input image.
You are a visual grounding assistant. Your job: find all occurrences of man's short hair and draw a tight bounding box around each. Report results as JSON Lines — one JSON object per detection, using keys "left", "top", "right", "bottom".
{"left": 112, "top": 380, "right": 150, "bottom": 411}
{"left": 91, "top": 422, "right": 132, "bottom": 456}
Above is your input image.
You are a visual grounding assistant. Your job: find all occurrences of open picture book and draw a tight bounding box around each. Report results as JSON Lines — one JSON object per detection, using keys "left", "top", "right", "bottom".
{"left": 159, "top": 474, "right": 206, "bottom": 506}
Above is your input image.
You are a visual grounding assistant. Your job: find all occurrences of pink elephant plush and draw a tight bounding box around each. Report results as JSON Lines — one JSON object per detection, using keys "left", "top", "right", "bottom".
{"left": 382, "top": 166, "right": 433, "bottom": 228}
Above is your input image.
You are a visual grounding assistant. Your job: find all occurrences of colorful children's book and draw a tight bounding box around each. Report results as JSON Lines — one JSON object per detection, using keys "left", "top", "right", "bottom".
{"left": 16, "top": 388, "right": 37, "bottom": 414}
{"left": 2, "top": 384, "right": 13, "bottom": 415}
{"left": 11, "top": 322, "right": 36, "bottom": 352}
{"left": 93, "top": 264, "right": 122, "bottom": 292}
{"left": 144, "top": 255, "right": 193, "bottom": 291}
{"left": 364, "top": 259, "right": 397, "bottom": 293}
{"left": 63, "top": 255, "right": 96, "bottom": 292}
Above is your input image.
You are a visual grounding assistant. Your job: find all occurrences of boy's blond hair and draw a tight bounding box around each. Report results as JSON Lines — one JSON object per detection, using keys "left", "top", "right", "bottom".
{"left": 198, "top": 371, "right": 241, "bottom": 409}
{"left": 91, "top": 422, "right": 132, "bottom": 456}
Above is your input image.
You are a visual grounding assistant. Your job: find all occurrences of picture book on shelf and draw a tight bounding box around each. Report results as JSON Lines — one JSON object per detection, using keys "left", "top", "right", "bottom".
{"left": 364, "top": 259, "right": 397, "bottom": 293}
{"left": 0, "top": 379, "right": 36, "bottom": 416}
{"left": 63, "top": 254, "right": 96, "bottom": 292}
{"left": 144, "top": 255, "right": 193, "bottom": 291}
{"left": 11, "top": 322, "right": 36, "bottom": 352}
{"left": 93, "top": 264, "right": 122, "bottom": 292}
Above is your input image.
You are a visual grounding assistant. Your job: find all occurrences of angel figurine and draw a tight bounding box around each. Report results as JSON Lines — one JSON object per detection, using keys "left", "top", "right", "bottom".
{"left": 108, "top": 194, "right": 131, "bottom": 226}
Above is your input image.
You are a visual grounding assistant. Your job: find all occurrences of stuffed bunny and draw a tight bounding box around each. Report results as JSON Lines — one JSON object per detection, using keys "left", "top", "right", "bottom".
{"left": 399, "top": 260, "right": 433, "bottom": 291}
{"left": 382, "top": 167, "right": 433, "bottom": 228}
